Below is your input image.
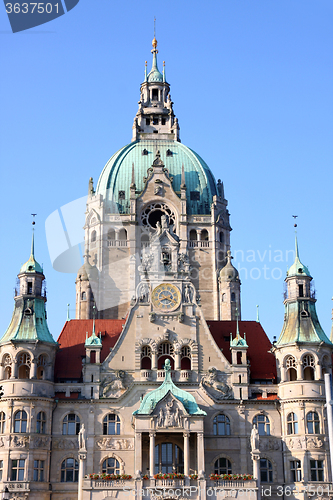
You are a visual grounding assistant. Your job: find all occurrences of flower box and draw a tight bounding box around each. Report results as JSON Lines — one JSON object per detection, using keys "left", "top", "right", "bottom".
{"left": 209, "top": 474, "right": 253, "bottom": 481}
{"left": 154, "top": 473, "right": 185, "bottom": 480}
{"left": 89, "top": 473, "right": 132, "bottom": 480}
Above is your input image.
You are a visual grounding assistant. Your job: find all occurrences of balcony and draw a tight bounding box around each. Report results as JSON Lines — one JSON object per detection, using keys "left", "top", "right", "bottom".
{"left": 107, "top": 240, "right": 128, "bottom": 247}
{"left": 3, "top": 481, "right": 30, "bottom": 493}
{"left": 188, "top": 241, "right": 210, "bottom": 248}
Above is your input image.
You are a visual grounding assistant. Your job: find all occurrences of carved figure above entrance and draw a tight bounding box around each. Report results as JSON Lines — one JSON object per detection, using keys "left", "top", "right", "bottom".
{"left": 156, "top": 399, "right": 182, "bottom": 428}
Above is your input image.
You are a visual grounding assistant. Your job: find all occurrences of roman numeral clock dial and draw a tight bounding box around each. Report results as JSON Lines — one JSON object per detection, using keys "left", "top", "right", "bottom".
{"left": 151, "top": 283, "right": 181, "bottom": 312}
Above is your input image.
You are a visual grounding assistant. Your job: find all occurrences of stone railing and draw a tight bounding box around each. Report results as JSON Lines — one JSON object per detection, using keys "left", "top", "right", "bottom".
{"left": 188, "top": 241, "right": 210, "bottom": 248}
{"left": 4, "top": 481, "right": 30, "bottom": 492}
{"left": 107, "top": 240, "right": 128, "bottom": 247}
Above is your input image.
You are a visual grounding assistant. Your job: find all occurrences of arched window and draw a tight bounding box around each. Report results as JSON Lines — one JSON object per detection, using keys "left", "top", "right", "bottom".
{"left": 18, "top": 353, "right": 31, "bottom": 379}
{"left": 37, "top": 412, "right": 46, "bottom": 434}
{"left": 287, "top": 412, "right": 298, "bottom": 435}
{"left": 0, "top": 412, "right": 6, "bottom": 433}
{"left": 286, "top": 356, "right": 297, "bottom": 381}
{"left": 37, "top": 355, "right": 47, "bottom": 380}
{"left": 103, "top": 414, "right": 120, "bottom": 435}
{"left": 155, "top": 443, "right": 184, "bottom": 474}
{"left": 303, "top": 355, "right": 315, "bottom": 380}
{"left": 189, "top": 229, "right": 197, "bottom": 241}
{"left": 260, "top": 459, "right": 273, "bottom": 483}
{"left": 213, "top": 414, "right": 231, "bottom": 436}
{"left": 61, "top": 458, "right": 79, "bottom": 482}
{"left": 91, "top": 231, "right": 96, "bottom": 242}
{"left": 201, "top": 229, "right": 209, "bottom": 241}
{"left": 306, "top": 412, "right": 320, "bottom": 434}
{"left": 214, "top": 457, "right": 232, "bottom": 475}
{"left": 119, "top": 228, "right": 127, "bottom": 241}
{"left": 81, "top": 291, "right": 86, "bottom": 301}
{"left": 3, "top": 354, "right": 11, "bottom": 379}
{"left": 14, "top": 410, "right": 27, "bottom": 433}
{"left": 62, "top": 413, "right": 80, "bottom": 435}
{"left": 141, "top": 346, "right": 152, "bottom": 370}
{"left": 231, "top": 292, "right": 236, "bottom": 302}
{"left": 253, "top": 415, "right": 270, "bottom": 436}
{"left": 108, "top": 229, "right": 115, "bottom": 240}
{"left": 158, "top": 342, "right": 174, "bottom": 370}
{"left": 102, "top": 457, "right": 120, "bottom": 475}
{"left": 181, "top": 346, "right": 191, "bottom": 370}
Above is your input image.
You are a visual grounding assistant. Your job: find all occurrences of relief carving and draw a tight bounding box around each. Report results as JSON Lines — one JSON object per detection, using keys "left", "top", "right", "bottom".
{"left": 31, "top": 436, "right": 50, "bottom": 449}
{"left": 285, "top": 436, "right": 306, "bottom": 450}
{"left": 156, "top": 400, "right": 182, "bottom": 428}
{"left": 101, "top": 370, "right": 127, "bottom": 398}
{"left": 200, "top": 367, "right": 233, "bottom": 400}
{"left": 11, "top": 435, "right": 29, "bottom": 448}
{"left": 307, "top": 436, "right": 324, "bottom": 448}
{"left": 96, "top": 438, "right": 134, "bottom": 450}
{"left": 53, "top": 438, "right": 78, "bottom": 450}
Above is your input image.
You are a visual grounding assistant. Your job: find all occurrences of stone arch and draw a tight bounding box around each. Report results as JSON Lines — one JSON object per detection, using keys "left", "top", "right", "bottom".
{"left": 301, "top": 352, "right": 316, "bottom": 380}
{"left": 259, "top": 454, "right": 278, "bottom": 483}
{"left": 99, "top": 453, "right": 124, "bottom": 473}
{"left": 56, "top": 454, "right": 79, "bottom": 482}
{"left": 100, "top": 411, "right": 121, "bottom": 435}
{"left": 86, "top": 209, "right": 100, "bottom": 226}
{"left": 58, "top": 410, "right": 83, "bottom": 435}
{"left": 16, "top": 351, "right": 32, "bottom": 379}
{"left": 211, "top": 410, "right": 232, "bottom": 435}
{"left": 210, "top": 453, "right": 234, "bottom": 473}
{"left": 284, "top": 354, "right": 297, "bottom": 381}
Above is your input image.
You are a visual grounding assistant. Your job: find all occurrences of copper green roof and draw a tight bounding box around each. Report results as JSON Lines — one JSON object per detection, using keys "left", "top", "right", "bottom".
{"left": 96, "top": 140, "right": 218, "bottom": 215}
{"left": 287, "top": 235, "right": 311, "bottom": 278}
{"left": 1, "top": 297, "right": 56, "bottom": 344}
{"left": 20, "top": 232, "right": 43, "bottom": 274}
{"left": 276, "top": 300, "right": 331, "bottom": 346}
{"left": 133, "top": 359, "right": 206, "bottom": 416}
{"left": 85, "top": 319, "right": 102, "bottom": 347}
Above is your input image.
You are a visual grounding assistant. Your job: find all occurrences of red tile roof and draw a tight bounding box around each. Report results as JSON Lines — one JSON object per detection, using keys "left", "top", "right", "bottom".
{"left": 251, "top": 392, "right": 279, "bottom": 400}
{"left": 54, "top": 319, "right": 125, "bottom": 381}
{"left": 207, "top": 320, "right": 277, "bottom": 381}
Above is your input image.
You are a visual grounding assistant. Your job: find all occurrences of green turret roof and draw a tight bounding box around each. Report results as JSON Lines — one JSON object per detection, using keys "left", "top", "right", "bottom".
{"left": 287, "top": 234, "right": 311, "bottom": 278}
{"left": 20, "top": 232, "right": 43, "bottom": 274}
{"left": 133, "top": 359, "right": 206, "bottom": 416}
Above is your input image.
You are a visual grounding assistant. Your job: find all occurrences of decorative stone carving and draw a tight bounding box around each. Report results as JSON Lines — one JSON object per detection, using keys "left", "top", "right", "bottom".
{"left": 100, "top": 370, "right": 127, "bottom": 398}
{"left": 251, "top": 425, "right": 259, "bottom": 452}
{"left": 178, "top": 253, "right": 190, "bottom": 273}
{"left": 156, "top": 400, "right": 182, "bottom": 428}
{"left": 259, "top": 437, "right": 281, "bottom": 451}
{"left": 307, "top": 436, "right": 324, "bottom": 448}
{"left": 78, "top": 423, "right": 87, "bottom": 452}
{"left": 31, "top": 436, "right": 50, "bottom": 449}
{"left": 0, "top": 436, "right": 9, "bottom": 447}
{"left": 200, "top": 367, "right": 233, "bottom": 400}
{"left": 96, "top": 438, "right": 134, "bottom": 450}
{"left": 183, "top": 284, "right": 193, "bottom": 303}
{"left": 285, "top": 436, "right": 306, "bottom": 450}
{"left": 53, "top": 438, "right": 78, "bottom": 450}
{"left": 11, "top": 435, "right": 29, "bottom": 448}
{"left": 139, "top": 282, "right": 150, "bottom": 303}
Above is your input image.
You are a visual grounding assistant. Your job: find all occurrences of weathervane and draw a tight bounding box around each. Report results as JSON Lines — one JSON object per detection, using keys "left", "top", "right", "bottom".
{"left": 292, "top": 215, "right": 298, "bottom": 228}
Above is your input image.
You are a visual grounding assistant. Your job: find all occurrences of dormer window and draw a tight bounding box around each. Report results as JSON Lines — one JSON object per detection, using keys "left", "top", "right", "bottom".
{"left": 152, "top": 89, "right": 159, "bottom": 101}
{"left": 142, "top": 148, "right": 148, "bottom": 155}
{"left": 166, "top": 149, "right": 172, "bottom": 156}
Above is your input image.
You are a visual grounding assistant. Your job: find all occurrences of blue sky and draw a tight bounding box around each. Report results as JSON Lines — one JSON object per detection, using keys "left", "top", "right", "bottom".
{"left": 1, "top": 0, "right": 332, "bottom": 342}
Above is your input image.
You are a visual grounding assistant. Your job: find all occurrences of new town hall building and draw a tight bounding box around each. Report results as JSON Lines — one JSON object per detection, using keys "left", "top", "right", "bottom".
{"left": 0, "top": 39, "right": 332, "bottom": 500}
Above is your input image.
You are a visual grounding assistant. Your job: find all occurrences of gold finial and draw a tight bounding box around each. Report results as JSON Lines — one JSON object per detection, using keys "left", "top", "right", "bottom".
{"left": 163, "top": 61, "right": 165, "bottom": 66}
{"left": 145, "top": 60, "right": 147, "bottom": 67}
{"left": 152, "top": 17, "right": 157, "bottom": 49}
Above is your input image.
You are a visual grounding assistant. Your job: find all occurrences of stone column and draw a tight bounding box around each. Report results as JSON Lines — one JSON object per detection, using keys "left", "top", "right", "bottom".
{"left": 31, "top": 358, "right": 37, "bottom": 379}
{"left": 175, "top": 352, "right": 181, "bottom": 371}
{"left": 197, "top": 432, "right": 205, "bottom": 476}
{"left": 0, "top": 364, "right": 4, "bottom": 380}
{"left": 151, "top": 352, "right": 158, "bottom": 370}
{"left": 183, "top": 432, "right": 190, "bottom": 476}
{"left": 251, "top": 451, "right": 261, "bottom": 500}
{"left": 149, "top": 432, "right": 156, "bottom": 477}
{"left": 12, "top": 360, "right": 18, "bottom": 379}
{"left": 135, "top": 432, "right": 142, "bottom": 476}
{"left": 297, "top": 361, "right": 302, "bottom": 380}
{"left": 78, "top": 451, "right": 87, "bottom": 500}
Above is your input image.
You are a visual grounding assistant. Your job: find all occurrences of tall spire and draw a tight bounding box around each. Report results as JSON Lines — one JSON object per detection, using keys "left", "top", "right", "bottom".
{"left": 31, "top": 213, "right": 36, "bottom": 257}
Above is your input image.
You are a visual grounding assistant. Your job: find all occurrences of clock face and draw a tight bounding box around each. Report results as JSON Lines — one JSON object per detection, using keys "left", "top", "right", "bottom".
{"left": 152, "top": 283, "right": 181, "bottom": 312}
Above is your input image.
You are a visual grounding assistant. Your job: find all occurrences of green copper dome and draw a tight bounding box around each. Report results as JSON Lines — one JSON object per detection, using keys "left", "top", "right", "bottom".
{"left": 96, "top": 140, "right": 218, "bottom": 215}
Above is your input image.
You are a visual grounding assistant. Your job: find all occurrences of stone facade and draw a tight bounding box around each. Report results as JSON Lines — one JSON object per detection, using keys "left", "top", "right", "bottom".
{"left": 0, "top": 40, "right": 332, "bottom": 500}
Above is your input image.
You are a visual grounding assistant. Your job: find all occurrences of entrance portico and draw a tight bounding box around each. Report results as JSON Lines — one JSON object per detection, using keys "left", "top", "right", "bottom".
{"left": 133, "top": 359, "right": 206, "bottom": 477}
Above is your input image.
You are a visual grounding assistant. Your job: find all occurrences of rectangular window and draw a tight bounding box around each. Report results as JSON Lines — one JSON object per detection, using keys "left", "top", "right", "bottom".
{"left": 153, "top": 117, "right": 158, "bottom": 125}
{"left": 299, "top": 284, "right": 304, "bottom": 297}
{"left": 11, "top": 459, "right": 25, "bottom": 481}
{"left": 152, "top": 89, "right": 159, "bottom": 101}
{"left": 161, "top": 117, "right": 166, "bottom": 125}
{"left": 27, "top": 282, "right": 33, "bottom": 294}
{"left": 33, "top": 460, "right": 44, "bottom": 482}
{"left": 290, "top": 460, "right": 302, "bottom": 482}
{"left": 146, "top": 118, "right": 150, "bottom": 125}
{"left": 0, "top": 460, "right": 3, "bottom": 481}
{"left": 310, "top": 460, "right": 324, "bottom": 481}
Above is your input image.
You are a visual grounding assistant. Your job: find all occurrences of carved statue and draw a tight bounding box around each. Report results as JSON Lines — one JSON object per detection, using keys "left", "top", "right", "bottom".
{"left": 251, "top": 425, "right": 260, "bottom": 452}
{"left": 101, "top": 371, "right": 126, "bottom": 398}
{"left": 200, "top": 367, "right": 233, "bottom": 400}
{"left": 156, "top": 400, "right": 182, "bottom": 428}
{"left": 78, "top": 424, "right": 87, "bottom": 452}
{"left": 183, "top": 284, "right": 192, "bottom": 303}
{"left": 139, "top": 282, "right": 150, "bottom": 303}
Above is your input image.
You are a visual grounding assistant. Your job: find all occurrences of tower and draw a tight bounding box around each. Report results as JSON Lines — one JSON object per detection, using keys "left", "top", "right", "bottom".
{"left": 272, "top": 234, "right": 332, "bottom": 491}
{"left": 0, "top": 228, "right": 58, "bottom": 497}
{"left": 76, "top": 38, "right": 236, "bottom": 322}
